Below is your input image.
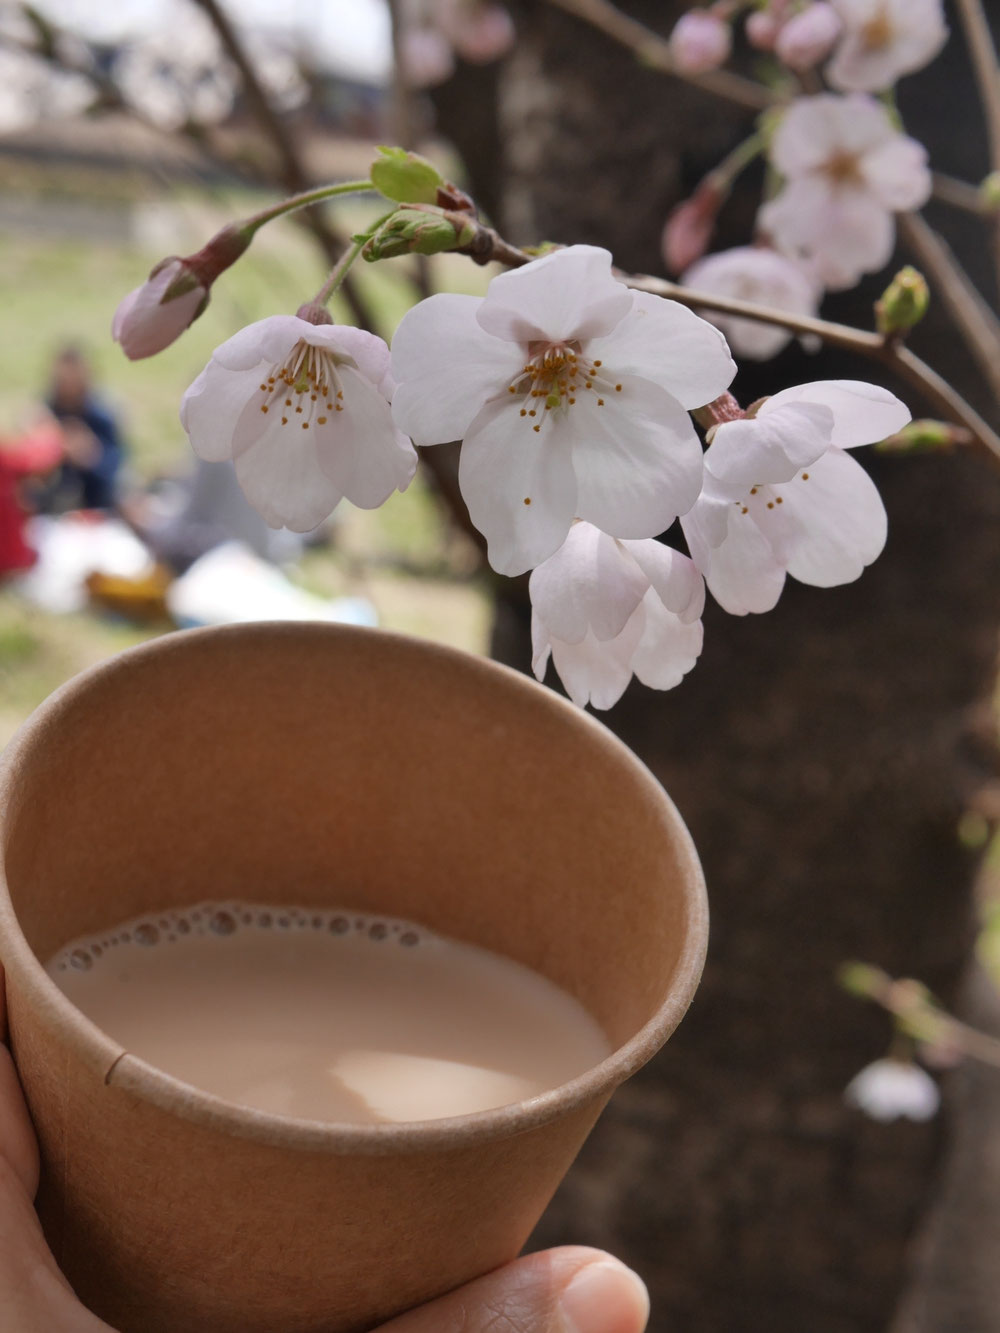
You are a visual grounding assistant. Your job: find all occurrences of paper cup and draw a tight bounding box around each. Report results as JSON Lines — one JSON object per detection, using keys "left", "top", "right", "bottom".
{"left": 0, "top": 623, "right": 707, "bottom": 1333}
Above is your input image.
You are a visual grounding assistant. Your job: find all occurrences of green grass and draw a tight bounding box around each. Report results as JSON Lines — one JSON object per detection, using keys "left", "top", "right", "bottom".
{"left": 0, "top": 187, "right": 494, "bottom": 744}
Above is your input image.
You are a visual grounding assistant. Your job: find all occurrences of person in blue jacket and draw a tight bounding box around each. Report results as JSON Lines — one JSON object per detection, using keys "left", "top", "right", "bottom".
{"left": 40, "top": 346, "right": 126, "bottom": 512}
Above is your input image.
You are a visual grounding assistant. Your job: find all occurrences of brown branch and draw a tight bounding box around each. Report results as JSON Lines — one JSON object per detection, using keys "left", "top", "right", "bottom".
{"left": 544, "top": 0, "right": 773, "bottom": 111}
{"left": 932, "top": 171, "right": 991, "bottom": 215}
{"left": 952, "top": 0, "right": 1000, "bottom": 291}
{"left": 898, "top": 211, "right": 1000, "bottom": 405}
{"left": 191, "top": 0, "right": 376, "bottom": 333}
{"left": 628, "top": 270, "right": 1000, "bottom": 463}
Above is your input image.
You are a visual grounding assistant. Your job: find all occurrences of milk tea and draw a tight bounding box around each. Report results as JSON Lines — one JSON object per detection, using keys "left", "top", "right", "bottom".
{"left": 46, "top": 903, "right": 611, "bottom": 1124}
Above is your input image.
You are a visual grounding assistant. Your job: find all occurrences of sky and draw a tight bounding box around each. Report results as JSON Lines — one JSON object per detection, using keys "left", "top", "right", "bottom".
{"left": 30, "top": 0, "right": 394, "bottom": 82}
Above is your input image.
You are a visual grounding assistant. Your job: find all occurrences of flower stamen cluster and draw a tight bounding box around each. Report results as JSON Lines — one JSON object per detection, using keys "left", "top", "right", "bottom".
{"left": 508, "top": 345, "right": 623, "bottom": 431}
{"left": 256, "top": 342, "right": 347, "bottom": 431}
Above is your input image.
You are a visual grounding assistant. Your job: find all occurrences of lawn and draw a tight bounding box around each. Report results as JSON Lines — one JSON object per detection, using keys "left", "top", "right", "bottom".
{"left": 0, "top": 183, "right": 495, "bottom": 744}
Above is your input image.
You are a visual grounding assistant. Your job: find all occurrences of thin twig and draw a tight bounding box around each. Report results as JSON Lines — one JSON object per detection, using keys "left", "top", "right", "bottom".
{"left": 191, "top": 0, "right": 377, "bottom": 333}
{"left": 953, "top": 0, "right": 1000, "bottom": 290}
{"left": 954, "top": 0, "right": 1000, "bottom": 172}
{"left": 932, "top": 171, "right": 990, "bottom": 215}
{"left": 898, "top": 212, "right": 1000, "bottom": 404}
{"left": 543, "top": 0, "right": 773, "bottom": 111}
{"left": 846, "top": 965, "right": 1000, "bottom": 1070}
{"left": 627, "top": 272, "right": 1000, "bottom": 461}
{"left": 385, "top": 0, "right": 432, "bottom": 300}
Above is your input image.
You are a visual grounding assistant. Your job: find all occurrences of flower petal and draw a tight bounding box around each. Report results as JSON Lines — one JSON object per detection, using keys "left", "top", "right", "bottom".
{"left": 619, "top": 540, "right": 706, "bottom": 622}
{"left": 390, "top": 293, "right": 523, "bottom": 446}
{"left": 210, "top": 315, "right": 306, "bottom": 372}
{"left": 760, "top": 177, "right": 894, "bottom": 290}
{"left": 705, "top": 401, "right": 834, "bottom": 488}
{"left": 770, "top": 92, "right": 892, "bottom": 177}
{"left": 859, "top": 135, "right": 931, "bottom": 211}
{"left": 181, "top": 362, "right": 260, "bottom": 463}
{"left": 549, "top": 608, "right": 647, "bottom": 710}
{"left": 310, "top": 323, "right": 392, "bottom": 387}
{"left": 775, "top": 448, "right": 887, "bottom": 586}
{"left": 761, "top": 379, "right": 911, "bottom": 448}
{"left": 698, "top": 508, "right": 788, "bottom": 615}
{"left": 459, "top": 395, "right": 578, "bottom": 576}
{"left": 571, "top": 374, "right": 705, "bottom": 537}
{"left": 475, "top": 245, "right": 633, "bottom": 344}
{"left": 584, "top": 290, "right": 736, "bottom": 410}
{"left": 324, "top": 366, "right": 417, "bottom": 510}
{"left": 231, "top": 402, "right": 345, "bottom": 532}
{"left": 529, "top": 522, "right": 648, "bottom": 644}
{"left": 630, "top": 591, "right": 704, "bottom": 690}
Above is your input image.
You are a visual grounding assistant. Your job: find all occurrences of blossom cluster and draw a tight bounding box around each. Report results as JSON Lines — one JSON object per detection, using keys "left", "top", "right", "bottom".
{"left": 665, "top": 1, "right": 944, "bottom": 359}
{"left": 164, "top": 244, "right": 909, "bottom": 710}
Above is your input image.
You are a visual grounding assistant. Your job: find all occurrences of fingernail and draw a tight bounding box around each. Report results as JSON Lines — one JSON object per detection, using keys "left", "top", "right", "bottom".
{"left": 558, "top": 1258, "right": 650, "bottom": 1333}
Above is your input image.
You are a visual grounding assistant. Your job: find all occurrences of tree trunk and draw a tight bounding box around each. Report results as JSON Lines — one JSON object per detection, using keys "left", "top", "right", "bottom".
{"left": 449, "top": 4, "right": 1000, "bottom": 1329}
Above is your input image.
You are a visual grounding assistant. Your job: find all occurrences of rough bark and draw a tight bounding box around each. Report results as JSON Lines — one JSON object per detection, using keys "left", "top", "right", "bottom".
{"left": 444, "top": 3, "right": 1000, "bottom": 1329}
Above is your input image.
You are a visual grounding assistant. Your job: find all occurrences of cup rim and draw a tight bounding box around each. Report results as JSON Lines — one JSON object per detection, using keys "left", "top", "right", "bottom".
{"left": 0, "top": 622, "right": 708, "bottom": 1154}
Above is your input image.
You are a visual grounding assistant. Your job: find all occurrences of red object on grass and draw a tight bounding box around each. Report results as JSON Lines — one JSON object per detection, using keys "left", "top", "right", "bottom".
{"left": 0, "top": 420, "right": 65, "bottom": 574}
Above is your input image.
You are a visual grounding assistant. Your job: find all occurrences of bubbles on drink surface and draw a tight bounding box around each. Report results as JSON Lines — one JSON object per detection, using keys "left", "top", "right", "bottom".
{"left": 48, "top": 901, "right": 428, "bottom": 974}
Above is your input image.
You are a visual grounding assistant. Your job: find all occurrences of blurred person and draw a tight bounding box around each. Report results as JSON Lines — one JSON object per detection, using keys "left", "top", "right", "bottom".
{"left": 124, "top": 458, "right": 304, "bottom": 576}
{"left": 37, "top": 347, "right": 127, "bottom": 512}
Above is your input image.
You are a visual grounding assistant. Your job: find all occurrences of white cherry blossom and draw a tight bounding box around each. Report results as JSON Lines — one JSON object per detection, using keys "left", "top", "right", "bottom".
{"left": 827, "top": 0, "right": 948, "bottom": 93}
{"left": 530, "top": 521, "right": 705, "bottom": 710}
{"left": 181, "top": 316, "right": 417, "bottom": 533}
{"left": 681, "top": 379, "right": 910, "bottom": 615}
{"left": 844, "top": 1059, "right": 940, "bottom": 1122}
{"left": 758, "top": 93, "right": 931, "bottom": 290}
{"left": 390, "top": 245, "right": 735, "bottom": 576}
{"left": 682, "top": 246, "right": 820, "bottom": 361}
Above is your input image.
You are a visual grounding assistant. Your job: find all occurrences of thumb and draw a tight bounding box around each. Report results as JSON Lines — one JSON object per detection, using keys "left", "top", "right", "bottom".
{"left": 375, "top": 1246, "right": 649, "bottom": 1333}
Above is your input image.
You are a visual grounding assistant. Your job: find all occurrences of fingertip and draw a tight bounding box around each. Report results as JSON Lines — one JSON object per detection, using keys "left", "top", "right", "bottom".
{"left": 557, "top": 1255, "right": 649, "bottom": 1333}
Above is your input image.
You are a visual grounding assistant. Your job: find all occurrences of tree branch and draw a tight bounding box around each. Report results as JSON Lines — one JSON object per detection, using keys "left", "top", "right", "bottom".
{"left": 191, "top": 0, "right": 377, "bottom": 333}
{"left": 543, "top": 0, "right": 773, "bottom": 111}
{"left": 951, "top": 0, "right": 1000, "bottom": 289}
{"left": 898, "top": 211, "right": 1000, "bottom": 405}
{"left": 624, "top": 273, "right": 1000, "bottom": 464}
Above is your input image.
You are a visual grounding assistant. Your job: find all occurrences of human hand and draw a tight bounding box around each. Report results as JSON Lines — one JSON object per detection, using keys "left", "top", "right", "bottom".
{"left": 0, "top": 967, "right": 648, "bottom": 1333}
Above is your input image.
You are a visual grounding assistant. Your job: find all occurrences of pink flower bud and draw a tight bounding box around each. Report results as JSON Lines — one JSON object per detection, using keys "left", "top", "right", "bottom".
{"left": 401, "top": 25, "right": 455, "bottom": 88}
{"left": 745, "top": 9, "right": 782, "bottom": 50}
{"left": 661, "top": 182, "right": 723, "bottom": 274}
{"left": 439, "top": 0, "right": 515, "bottom": 63}
{"left": 112, "top": 258, "right": 208, "bottom": 361}
{"left": 774, "top": 3, "right": 841, "bottom": 70}
{"left": 669, "top": 10, "right": 732, "bottom": 74}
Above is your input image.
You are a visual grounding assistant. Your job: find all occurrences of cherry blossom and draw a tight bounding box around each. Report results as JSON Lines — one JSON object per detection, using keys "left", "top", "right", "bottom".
{"left": 669, "top": 9, "right": 732, "bottom": 73}
{"left": 681, "top": 379, "right": 910, "bottom": 614}
{"left": 113, "top": 259, "right": 208, "bottom": 361}
{"left": 826, "top": 0, "right": 948, "bottom": 93}
{"left": 844, "top": 1059, "right": 940, "bottom": 1122}
{"left": 180, "top": 316, "right": 417, "bottom": 532}
{"left": 774, "top": 3, "right": 842, "bottom": 71}
{"left": 745, "top": 9, "right": 783, "bottom": 50}
{"left": 758, "top": 94, "right": 931, "bottom": 290}
{"left": 399, "top": 0, "right": 514, "bottom": 86}
{"left": 682, "top": 246, "right": 820, "bottom": 361}
{"left": 390, "top": 244, "right": 735, "bottom": 576}
{"left": 530, "top": 521, "right": 705, "bottom": 710}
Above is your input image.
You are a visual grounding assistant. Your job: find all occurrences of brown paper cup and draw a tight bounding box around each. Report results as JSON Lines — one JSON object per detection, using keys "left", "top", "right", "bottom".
{"left": 0, "top": 622, "right": 707, "bottom": 1333}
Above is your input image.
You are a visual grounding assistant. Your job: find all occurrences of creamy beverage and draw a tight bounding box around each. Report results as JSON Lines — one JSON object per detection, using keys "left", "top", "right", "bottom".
{"left": 47, "top": 903, "right": 610, "bottom": 1125}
